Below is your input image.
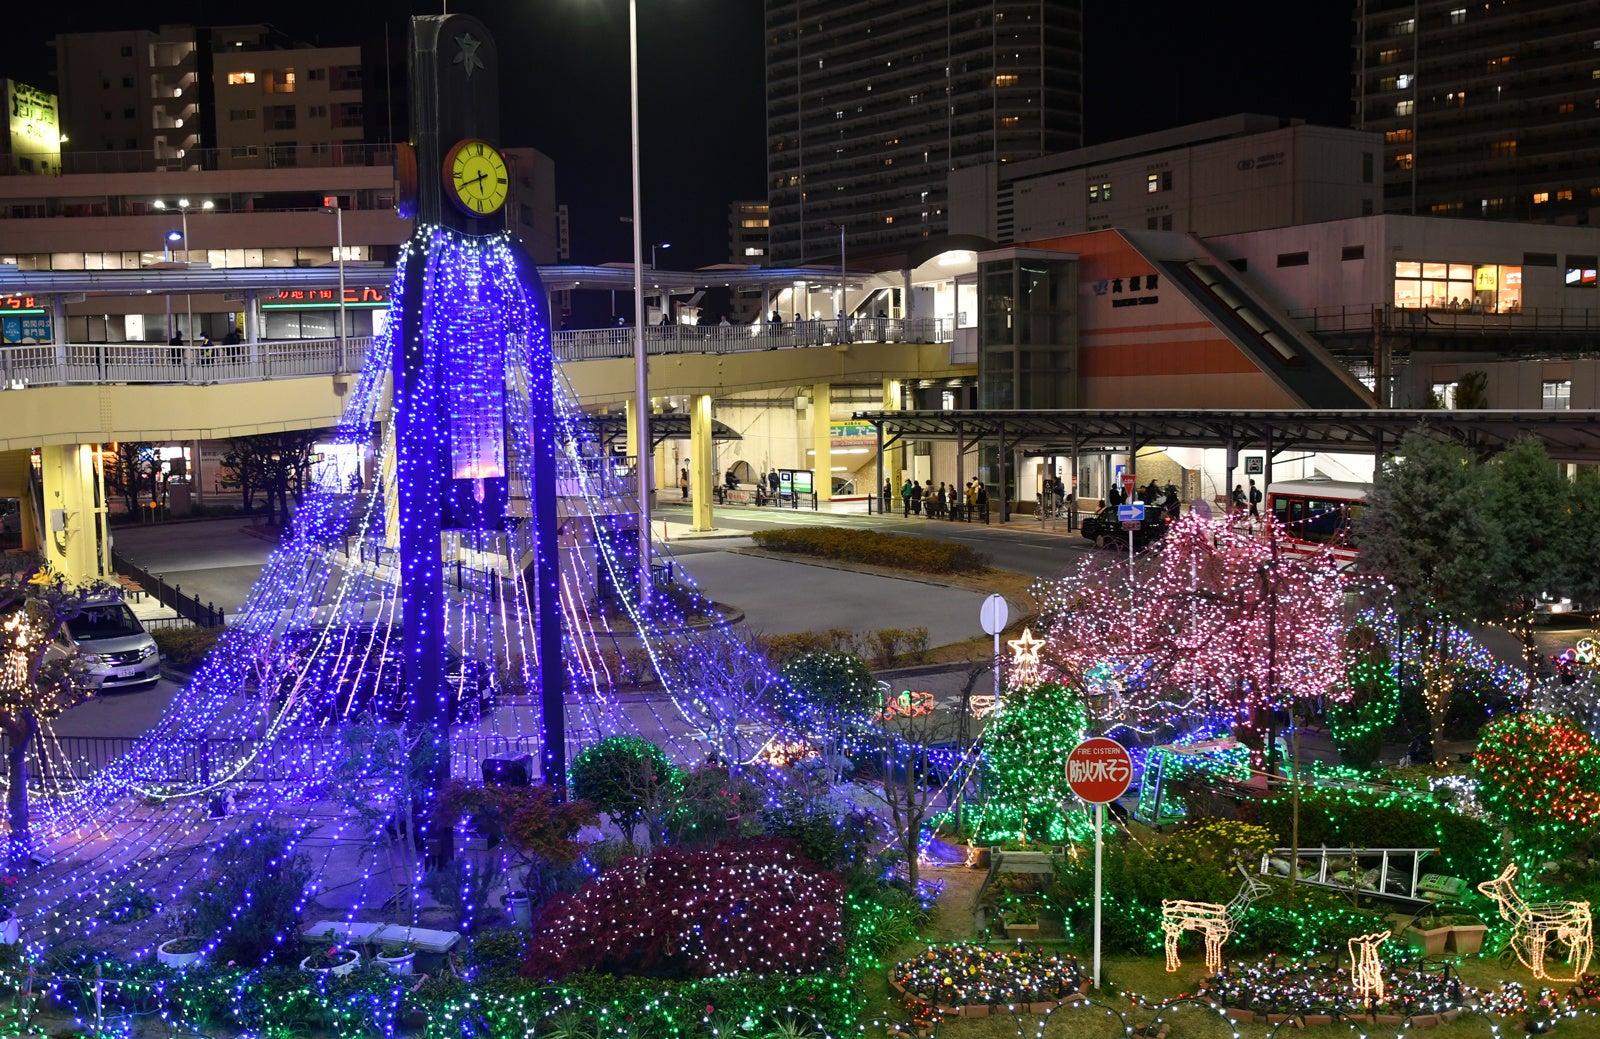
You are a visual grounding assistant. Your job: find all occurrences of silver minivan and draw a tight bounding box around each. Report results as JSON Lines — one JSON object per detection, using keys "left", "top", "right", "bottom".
{"left": 49, "top": 599, "right": 161, "bottom": 690}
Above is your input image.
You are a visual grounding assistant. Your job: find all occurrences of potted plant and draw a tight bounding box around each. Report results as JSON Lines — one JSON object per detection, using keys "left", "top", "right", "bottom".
{"left": 1443, "top": 914, "right": 1489, "bottom": 955}
{"left": 156, "top": 936, "right": 205, "bottom": 969}
{"left": 188, "top": 822, "right": 313, "bottom": 967}
{"left": 300, "top": 944, "right": 362, "bottom": 977}
{"left": 503, "top": 889, "right": 534, "bottom": 930}
{"left": 375, "top": 941, "right": 416, "bottom": 975}
{"left": 1001, "top": 900, "right": 1042, "bottom": 940}
{"left": 1403, "top": 913, "right": 1452, "bottom": 957}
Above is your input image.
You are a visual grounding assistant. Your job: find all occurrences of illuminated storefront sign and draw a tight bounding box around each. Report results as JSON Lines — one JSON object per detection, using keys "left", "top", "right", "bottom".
{"left": 260, "top": 286, "right": 390, "bottom": 309}
{"left": 0, "top": 296, "right": 45, "bottom": 315}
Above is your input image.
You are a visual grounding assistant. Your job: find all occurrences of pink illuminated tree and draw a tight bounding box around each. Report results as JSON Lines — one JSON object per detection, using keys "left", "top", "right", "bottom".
{"left": 1032, "top": 515, "right": 1351, "bottom": 746}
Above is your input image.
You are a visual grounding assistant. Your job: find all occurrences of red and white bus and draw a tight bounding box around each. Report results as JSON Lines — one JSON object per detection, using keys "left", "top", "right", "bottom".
{"left": 1265, "top": 479, "right": 1370, "bottom": 566}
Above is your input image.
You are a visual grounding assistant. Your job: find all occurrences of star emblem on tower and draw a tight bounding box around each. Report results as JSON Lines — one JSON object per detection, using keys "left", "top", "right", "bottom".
{"left": 453, "top": 32, "right": 485, "bottom": 78}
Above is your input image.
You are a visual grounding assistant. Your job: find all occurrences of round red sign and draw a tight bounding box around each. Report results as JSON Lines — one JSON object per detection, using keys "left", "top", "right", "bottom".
{"left": 1065, "top": 737, "right": 1133, "bottom": 804}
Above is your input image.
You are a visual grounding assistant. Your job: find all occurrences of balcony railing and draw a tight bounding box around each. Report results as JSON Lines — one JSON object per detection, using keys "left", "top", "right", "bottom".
{"left": 1287, "top": 303, "right": 1600, "bottom": 337}
{"left": 0, "top": 318, "right": 955, "bottom": 390}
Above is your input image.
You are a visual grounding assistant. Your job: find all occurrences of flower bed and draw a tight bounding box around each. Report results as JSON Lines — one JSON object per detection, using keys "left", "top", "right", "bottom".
{"left": 1198, "top": 960, "right": 1466, "bottom": 1023}
{"left": 888, "top": 943, "right": 1087, "bottom": 1014}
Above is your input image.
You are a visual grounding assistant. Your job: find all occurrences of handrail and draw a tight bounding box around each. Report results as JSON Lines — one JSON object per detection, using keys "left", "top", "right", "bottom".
{"left": 0, "top": 319, "right": 955, "bottom": 390}
{"left": 1286, "top": 302, "right": 1600, "bottom": 337}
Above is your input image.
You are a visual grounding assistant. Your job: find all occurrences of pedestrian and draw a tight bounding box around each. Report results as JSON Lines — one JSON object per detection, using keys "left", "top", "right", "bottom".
{"left": 1143, "top": 479, "right": 1161, "bottom": 505}
{"left": 1248, "top": 479, "right": 1262, "bottom": 519}
{"left": 769, "top": 311, "right": 782, "bottom": 327}
{"left": 1231, "top": 484, "right": 1247, "bottom": 512}
{"left": 911, "top": 480, "right": 924, "bottom": 516}
{"left": 1164, "top": 480, "right": 1181, "bottom": 519}
{"left": 679, "top": 467, "right": 690, "bottom": 500}
{"left": 974, "top": 480, "right": 989, "bottom": 523}
{"left": 882, "top": 478, "right": 892, "bottom": 511}
{"left": 901, "top": 477, "right": 914, "bottom": 517}
{"left": 719, "top": 314, "right": 731, "bottom": 327}
{"left": 936, "top": 481, "right": 947, "bottom": 519}
{"left": 1107, "top": 482, "right": 1123, "bottom": 508}
{"left": 769, "top": 469, "right": 781, "bottom": 500}
{"left": 198, "top": 331, "right": 214, "bottom": 366}
{"left": 168, "top": 330, "right": 183, "bottom": 365}
{"left": 964, "top": 479, "right": 978, "bottom": 520}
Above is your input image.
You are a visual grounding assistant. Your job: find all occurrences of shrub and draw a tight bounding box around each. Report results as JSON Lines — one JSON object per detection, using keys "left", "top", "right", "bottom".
{"left": 664, "top": 765, "right": 766, "bottom": 848}
{"left": 569, "top": 735, "right": 682, "bottom": 843}
{"left": 780, "top": 650, "right": 877, "bottom": 722}
{"left": 867, "top": 629, "right": 903, "bottom": 667}
{"left": 151, "top": 624, "right": 225, "bottom": 667}
{"left": 188, "top": 823, "right": 312, "bottom": 966}
{"left": 749, "top": 527, "right": 988, "bottom": 574}
{"left": 522, "top": 839, "right": 844, "bottom": 980}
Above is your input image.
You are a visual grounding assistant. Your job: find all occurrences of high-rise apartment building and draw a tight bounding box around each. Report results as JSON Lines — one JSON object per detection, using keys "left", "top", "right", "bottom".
{"left": 764, "top": 0, "right": 1083, "bottom": 266}
{"left": 1354, "top": 0, "right": 1600, "bottom": 224}
{"left": 52, "top": 24, "right": 370, "bottom": 172}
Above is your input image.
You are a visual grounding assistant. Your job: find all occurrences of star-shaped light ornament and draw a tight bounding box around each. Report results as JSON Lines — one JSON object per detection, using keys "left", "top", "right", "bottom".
{"left": 1007, "top": 627, "right": 1046, "bottom": 679}
{"left": 454, "top": 33, "right": 486, "bottom": 79}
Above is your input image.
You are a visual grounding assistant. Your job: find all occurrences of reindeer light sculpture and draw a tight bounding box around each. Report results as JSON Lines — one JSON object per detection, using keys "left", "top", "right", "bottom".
{"left": 1348, "top": 930, "right": 1391, "bottom": 1004}
{"left": 1161, "top": 866, "right": 1272, "bottom": 973}
{"left": 1479, "top": 862, "right": 1592, "bottom": 981}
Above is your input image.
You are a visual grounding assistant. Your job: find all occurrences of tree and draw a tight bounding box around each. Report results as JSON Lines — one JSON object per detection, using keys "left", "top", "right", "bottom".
{"left": 779, "top": 650, "right": 878, "bottom": 725}
{"left": 973, "top": 681, "right": 1090, "bottom": 847}
{"left": 1327, "top": 625, "right": 1400, "bottom": 768}
{"left": 1038, "top": 517, "right": 1350, "bottom": 743}
{"left": 1489, "top": 438, "right": 1577, "bottom": 683}
{"left": 331, "top": 724, "right": 440, "bottom": 923}
{"left": 569, "top": 735, "right": 682, "bottom": 846}
{"left": 1359, "top": 430, "right": 1507, "bottom": 746}
{"left": 0, "top": 557, "right": 108, "bottom": 864}
{"left": 438, "top": 780, "right": 595, "bottom": 903}
{"left": 103, "top": 441, "right": 156, "bottom": 516}
{"left": 861, "top": 691, "right": 965, "bottom": 891}
{"left": 219, "top": 436, "right": 269, "bottom": 512}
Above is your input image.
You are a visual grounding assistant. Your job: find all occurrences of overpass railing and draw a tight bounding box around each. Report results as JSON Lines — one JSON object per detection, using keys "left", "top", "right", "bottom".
{"left": 1288, "top": 303, "right": 1600, "bottom": 337}
{"left": 0, "top": 319, "right": 954, "bottom": 389}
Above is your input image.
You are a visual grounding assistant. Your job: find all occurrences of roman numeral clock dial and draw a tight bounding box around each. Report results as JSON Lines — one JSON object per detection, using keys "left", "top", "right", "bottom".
{"left": 442, "top": 138, "right": 510, "bottom": 218}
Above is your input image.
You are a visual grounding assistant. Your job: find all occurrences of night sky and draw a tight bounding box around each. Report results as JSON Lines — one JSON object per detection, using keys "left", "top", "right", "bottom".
{"left": 9, "top": 2, "right": 1351, "bottom": 270}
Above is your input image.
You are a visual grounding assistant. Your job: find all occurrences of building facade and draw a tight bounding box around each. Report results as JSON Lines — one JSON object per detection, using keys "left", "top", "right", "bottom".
{"left": 1354, "top": 0, "right": 1600, "bottom": 224}
{"left": 949, "top": 115, "right": 1383, "bottom": 244}
{"left": 764, "top": 0, "right": 1083, "bottom": 266}
{"left": 52, "top": 24, "right": 371, "bottom": 172}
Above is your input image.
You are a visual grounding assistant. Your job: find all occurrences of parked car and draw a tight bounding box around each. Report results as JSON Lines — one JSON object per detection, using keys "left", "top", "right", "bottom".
{"left": 1079, "top": 504, "right": 1168, "bottom": 551}
{"left": 45, "top": 597, "right": 161, "bottom": 691}
{"left": 270, "top": 624, "right": 499, "bottom": 725}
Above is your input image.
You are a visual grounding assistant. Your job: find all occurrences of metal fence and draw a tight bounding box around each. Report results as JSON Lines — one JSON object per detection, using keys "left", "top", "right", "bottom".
{"left": 6, "top": 733, "right": 542, "bottom": 790}
{"left": 111, "top": 553, "right": 226, "bottom": 628}
{"left": 1287, "top": 302, "right": 1600, "bottom": 337}
{"left": 0, "top": 319, "right": 953, "bottom": 390}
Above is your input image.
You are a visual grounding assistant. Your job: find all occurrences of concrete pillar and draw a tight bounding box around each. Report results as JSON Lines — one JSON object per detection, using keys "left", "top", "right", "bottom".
{"left": 881, "top": 378, "right": 904, "bottom": 490}
{"left": 811, "top": 382, "right": 832, "bottom": 502}
{"left": 380, "top": 420, "right": 400, "bottom": 550}
{"left": 624, "top": 399, "right": 641, "bottom": 468}
{"left": 38, "top": 444, "right": 106, "bottom": 583}
{"left": 689, "top": 394, "right": 715, "bottom": 531}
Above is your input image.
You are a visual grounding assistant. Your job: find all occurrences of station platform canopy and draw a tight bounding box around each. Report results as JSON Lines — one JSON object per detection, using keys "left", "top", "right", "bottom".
{"left": 850, "top": 408, "right": 1600, "bottom": 463}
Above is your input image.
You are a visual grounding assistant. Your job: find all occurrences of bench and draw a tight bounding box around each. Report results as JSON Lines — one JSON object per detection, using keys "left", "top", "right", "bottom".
{"left": 115, "top": 574, "right": 146, "bottom": 603}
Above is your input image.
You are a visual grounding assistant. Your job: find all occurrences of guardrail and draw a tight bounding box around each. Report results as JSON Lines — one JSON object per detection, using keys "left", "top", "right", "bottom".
{"left": 0, "top": 319, "right": 955, "bottom": 390}
{"left": 1288, "top": 303, "right": 1600, "bottom": 337}
{"left": 112, "top": 553, "right": 226, "bottom": 628}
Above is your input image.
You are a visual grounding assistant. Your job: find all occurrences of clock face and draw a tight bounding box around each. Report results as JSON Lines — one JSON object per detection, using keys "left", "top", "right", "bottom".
{"left": 444, "top": 139, "right": 509, "bottom": 217}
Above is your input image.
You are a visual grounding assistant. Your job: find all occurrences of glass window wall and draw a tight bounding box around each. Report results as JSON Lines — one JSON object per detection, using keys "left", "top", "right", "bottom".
{"left": 1393, "top": 260, "right": 1521, "bottom": 312}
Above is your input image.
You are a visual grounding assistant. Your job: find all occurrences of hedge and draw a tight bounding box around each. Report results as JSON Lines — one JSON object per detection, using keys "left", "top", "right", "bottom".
{"left": 749, "top": 527, "right": 988, "bottom": 574}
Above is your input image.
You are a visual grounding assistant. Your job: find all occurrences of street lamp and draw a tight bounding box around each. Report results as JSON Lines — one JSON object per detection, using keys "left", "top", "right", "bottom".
{"left": 651, "top": 241, "right": 670, "bottom": 270}
{"left": 162, "top": 231, "right": 183, "bottom": 337}
{"left": 626, "top": 0, "right": 652, "bottom": 604}
{"left": 153, "top": 198, "right": 213, "bottom": 342}
{"left": 322, "top": 202, "right": 346, "bottom": 369}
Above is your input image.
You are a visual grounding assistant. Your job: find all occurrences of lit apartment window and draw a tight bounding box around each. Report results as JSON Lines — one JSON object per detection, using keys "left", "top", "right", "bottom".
{"left": 1147, "top": 173, "right": 1159, "bottom": 193}
{"left": 1561, "top": 103, "right": 1576, "bottom": 114}
{"left": 1397, "top": 74, "right": 1413, "bottom": 89}
{"left": 1395, "top": 100, "right": 1414, "bottom": 117}
{"left": 1000, "top": 115, "right": 1019, "bottom": 127}
{"left": 1395, "top": 153, "right": 1414, "bottom": 170}
{"left": 1088, "top": 180, "right": 1111, "bottom": 203}
{"left": 1559, "top": 190, "right": 1574, "bottom": 201}
{"left": 1385, "top": 129, "right": 1413, "bottom": 143}
{"left": 1544, "top": 380, "right": 1572, "bottom": 410}
{"left": 1380, "top": 76, "right": 1398, "bottom": 91}
{"left": 1379, "top": 48, "right": 1402, "bottom": 64}
{"left": 1487, "top": 55, "right": 1513, "bottom": 70}
{"left": 1489, "top": 139, "right": 1517, "bottom": 158}
{"left": 1535, "top": 191, "right": 1550, "bottom": 204}
{"left": 1390, "top": 18, "right": 1414, "bottom": 34}
{"left": 1450, "top": 7, "right": 1466, "bottom": 23}
{"left": 994, "top": 73, "right": 1018, "bottom": 87}
{"left": 226, "top": 71, "right": 255, "bottom": 85}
